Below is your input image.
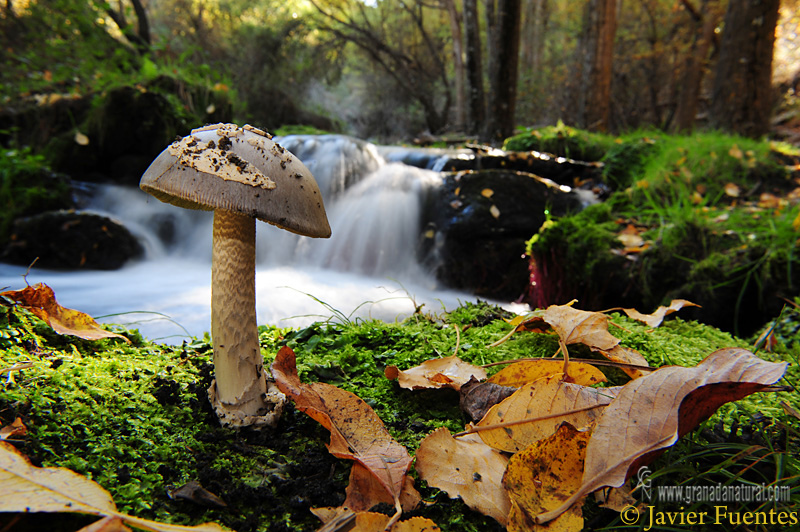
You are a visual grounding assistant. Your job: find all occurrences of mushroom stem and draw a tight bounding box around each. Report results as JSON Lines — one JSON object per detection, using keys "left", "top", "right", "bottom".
{"left": 209, "top": 208, "right": 284, "bottom": 427}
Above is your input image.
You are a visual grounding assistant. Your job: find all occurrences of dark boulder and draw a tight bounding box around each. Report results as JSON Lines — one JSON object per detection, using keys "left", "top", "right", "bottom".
{"left": 2, "top": 210, "right": 144, "bottom": 270}
{"left": 424, "top": 169, "right": 587, "bottom": 300}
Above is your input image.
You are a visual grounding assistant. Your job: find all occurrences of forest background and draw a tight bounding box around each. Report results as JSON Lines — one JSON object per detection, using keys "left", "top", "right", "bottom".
{"left": 3, "top": 0, "right": 800, "bottom": 145}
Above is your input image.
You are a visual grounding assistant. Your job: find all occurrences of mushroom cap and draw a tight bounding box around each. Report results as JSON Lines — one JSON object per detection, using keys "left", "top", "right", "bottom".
{"left": 140, "top": 123, "right": 331, "bottom": 238}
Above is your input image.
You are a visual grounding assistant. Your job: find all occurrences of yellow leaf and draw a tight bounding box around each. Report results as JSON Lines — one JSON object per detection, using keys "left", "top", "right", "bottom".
{"left": 0, "top": 442, "right": 229, "bottom": 532}
{"left": 503, "top": 423, "right": 589, "bottom": 532}
{"left": 415, "top": 428, "right": 510, "bottom": 525}
{"left": 476, "top": 375, "right": 619, "bottom": 453}
{"left": 488, "top": 359, "right": 606, "bottom": 387}
{"left": 0, "top": 284, "right": 129, "bottom": 343}
{"left": 481, "top": 188, "right": 494, "bottom": 198}
{"left": 724, "top": 182, "right": 740, "bottom": 197}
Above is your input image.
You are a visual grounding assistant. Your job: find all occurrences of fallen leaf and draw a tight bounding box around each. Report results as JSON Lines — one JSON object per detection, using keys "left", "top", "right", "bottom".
{"left": 75, "top": 131, "right": 90, "bottom": 146}
{"left": 475, "top": 375, "right": 619, "bottom": 453}
{"left": 313, "top": 509, "right": 440, "bottom": 532}
{"left": 621, "top": 299, "right": 700, "bottom": 328}
{"left": 385, "top": 355, "right": 487, "bottom": 391}
{"left": 0, "top": 442, "right": 229, "bottom": 531}
{"left": 724, "top": 182, "right": 740, "bottom": 197}
{"left": 616, "top": 224, "right": 645, "bottom": 250}
{"left": 536, "top": 348, "right": 788, "bottom": 524}
{"left": 503, "top": 423, "right": 589, "bottom": 532}
{"left": 543, "top": 305, "right": 619, "bottom": 352}
{"left": 481, "top": 188, "right": 494, "bottom": 198}
{"left": 0, "top": 417, "right": 27, "bottom": 441}
{"left": 489, "top": 205, "right": 501, "bottom": 219}
{"left": 168, "top": 480, "right": 227, "bottom": 509}
{"left": 459, "top": 378, "right": 517, "bottom": 422}
{"left": 0, "top": 284, "right": 130, "bottom": 343}
{"left": 272, "top": 347, "right": 412, "bottom": 522}
{"left": 78, "top": 516, "right": 132, "bottom": 532}
{"left": 594, "top": 345, "right": 650, "bottom": 379}
{"left": 728, "top": 144, "right": 743, "bottom": 160}
{"left": 415, "top": 428, "right": 511, "bottom": 526}
{"left": 488, "top": 359, "right": 607, "bottom": 387}
{"left": 343, "top": 463, "right": 420, "bottom": 513}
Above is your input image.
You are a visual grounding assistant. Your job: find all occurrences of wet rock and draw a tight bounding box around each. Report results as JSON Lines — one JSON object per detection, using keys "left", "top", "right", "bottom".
{"left": 2, "top": 210, "right": 144, "bottom": 270}
{"left": 425, "top": 169, "right": 587, "bottom": 300}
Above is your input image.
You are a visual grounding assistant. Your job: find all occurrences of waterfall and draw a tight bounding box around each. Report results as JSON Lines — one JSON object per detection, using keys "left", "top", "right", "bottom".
{"left": 0, "top": 135, "right": 502, "bottom": 342}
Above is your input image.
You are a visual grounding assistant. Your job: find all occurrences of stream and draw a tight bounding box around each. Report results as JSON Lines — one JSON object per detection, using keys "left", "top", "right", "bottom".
{"left": 0, "top": 135, "right": 525, "bottom": 343}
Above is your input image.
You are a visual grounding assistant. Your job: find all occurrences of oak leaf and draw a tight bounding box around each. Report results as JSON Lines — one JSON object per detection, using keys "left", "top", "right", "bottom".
{"left": 622, "top": 299, "right": 700, "bottom": 328}
{"left": 488, "top": 359, "right": 607, "bottom": 387}
{"left": 272, "top": 347, "right": 412, "bottom": 521}
{"left": 536, "top": 348, "right": 788, "bottom": 524}
{"left": 475, "top": 375, "right": 620, "bottom": 453}
{"left": 0, "top": 283, "right": 129, "bottom": 343}
{"left": 503, "top": 423, "right": 590, "bottom": 532}
{"left": 385, "top": 355, "right": 487, "bottom": 391}
{"left": 0, "top": 442, "right": 228, "bottom": 531}
{"left": 415, "top": 428, "right": 511, "bottom": 526}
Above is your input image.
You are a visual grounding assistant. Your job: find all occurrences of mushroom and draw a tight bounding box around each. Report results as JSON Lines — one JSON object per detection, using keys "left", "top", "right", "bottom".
{"left": 139, "top": 123, "right": 331, "bottom": 428}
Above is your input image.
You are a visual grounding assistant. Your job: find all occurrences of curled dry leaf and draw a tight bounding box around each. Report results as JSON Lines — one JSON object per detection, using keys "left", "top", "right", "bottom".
{"left": 0, "top": 283, "right": 130, "bottom": 343}
{"left": 488, "top": 359, "right": 607, "bottom": 387}
{"left": 78, "top": 516, "right": 132, "bottom": 532}
{"left": 459, "top": 378, "right": 517, "bottom": 422}
{"left": 0, "top": 442, "right": 229, "bottom": 532}
{"left": 415, "top": 428, "right": 511, "bottom": 526}
{"left": 622, "top": 299, "right": 700, "bottom": 328}
{"left": 385, "top": 355, "right": 487, "bottom": 391}
{"left": 536, "top": 348, "right": 788, "bottom": 524}
{"left": 343, "top": 462, "right": 420, "bottom": 513}
{"left": 0, "top": 417, "right": 27, "bottom": 441}
{"left": 476, "top": 375, "right": 620, "bottom": 453}
{"left": 272, "top": 347, "right": 412, "bottom": 519}
{"left": 503, "top": 423, "right": 590, "bottom": 532}
{"left": 543, "top": 305, "right": 619, "bottom": 352}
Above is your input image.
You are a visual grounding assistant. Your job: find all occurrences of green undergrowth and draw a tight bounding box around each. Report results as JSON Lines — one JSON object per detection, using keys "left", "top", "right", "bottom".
{"left": 1, "top": 300, "right": 798, "bottom": 531}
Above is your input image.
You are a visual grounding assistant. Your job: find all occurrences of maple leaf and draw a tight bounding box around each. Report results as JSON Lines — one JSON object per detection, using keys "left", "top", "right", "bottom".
{"left": 503, "top": 423, "right": 590, "bottom": 532}
{"left": 272, "top": 346, "right": 413, "bottom": 526}
{"left": 536, "top": 348, "right": 788, "bottom": 524}
{"left": 385, "top": 355, "right": 487, "bottom": 391}
{"left": 473, "top": 375, "right": 620, "bottom": 453}
{"left": 0, "top": 442, "right": 228, "bottom": 532}
{"left": 622, "top": 299, "right": 700, "bottom": 328}
{"left": 415, "top": 428, "right": 511, "bottom": 525}
{"left": 0, "top": 283, "right": 130, "bottom": 343}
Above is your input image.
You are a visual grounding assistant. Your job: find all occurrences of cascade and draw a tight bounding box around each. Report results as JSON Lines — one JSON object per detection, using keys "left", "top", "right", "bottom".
{"left": 0, "top": 135, "right": 503, "bottom": 342}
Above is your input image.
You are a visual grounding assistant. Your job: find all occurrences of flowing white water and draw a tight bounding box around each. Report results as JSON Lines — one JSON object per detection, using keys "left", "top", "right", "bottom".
{"left": 0, "top": 135, "right": 522, "bottom": 343}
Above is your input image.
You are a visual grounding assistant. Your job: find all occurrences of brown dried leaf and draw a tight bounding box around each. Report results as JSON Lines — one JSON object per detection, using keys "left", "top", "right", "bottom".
{"left": 343, "top": 463, "right": 420, "bottom": 513}
{"left": 476, "top": 375, "right": 619, "bottom": 453}
{"left": 0, "top": 417, "right": 27, "bottom": 441}
{"left": 313, "top": 509, "right": 440, "bottom": 532}
{"left": 273, "top": 347, "right": 412, "bottom": 514}
{"left": 488, "top": 359, "right": 607, "bottom": 387}
{"left": 543, "top": 305, "right": 619, "bottom": 351}
{"left": 0, "top": 284, "right": 129, "bottom": 343}
{"left": 385, "top": 355, "right": 487, "bottom": 391}
{"left": 536, "top": 348, "right": 788, "bottom": 524}
{"left": 622, "top": 299, "right": 700, "bottom": 328}
{"left": 503, "top": 423, "right": 589, "bottom": 532}
{"left": 459, "top": 378, "right": 517, "bottom": 422}
{"left": 594, "top": 345, "right": 650, "bottom": 379}
{"left": 0, "top": 442, "right": 229, "bottom": 531}
{"left": 167, "top": 480, "right": 227, "bottom": 509}
{"left": 415, "top": 428, "right": 511, "bottom": 526}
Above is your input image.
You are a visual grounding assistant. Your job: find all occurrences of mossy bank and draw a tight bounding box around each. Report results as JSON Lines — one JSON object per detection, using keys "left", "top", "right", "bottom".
{"left": 1, "top": 300, "right": 798, "bottom": 531}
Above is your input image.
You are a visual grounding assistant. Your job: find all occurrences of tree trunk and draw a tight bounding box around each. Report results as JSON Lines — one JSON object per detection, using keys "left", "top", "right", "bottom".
{"left": 673, "top": 0, "right": 721, "bottom": 132}
{"left": 708, "top": 0, "right": 779, "bottom": 138}
{"left": 443, "top": 0, "right": 466, "bottom": 131}
{"left": 483, "top": 0, "right": 522, "bottom": 142}
{"left": 574, "top": 0, "right": 616, "bottom": 132}
{"left": 464, "top": 0, "right": 485, "bottom": 135}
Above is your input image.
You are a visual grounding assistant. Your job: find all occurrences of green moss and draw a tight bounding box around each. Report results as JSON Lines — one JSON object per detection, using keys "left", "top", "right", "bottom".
{"left": 1, "top": 299, "right": 797, "bottom": 531}
{"left": 502, "top": 121, "right": 616, "bottom": 161}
